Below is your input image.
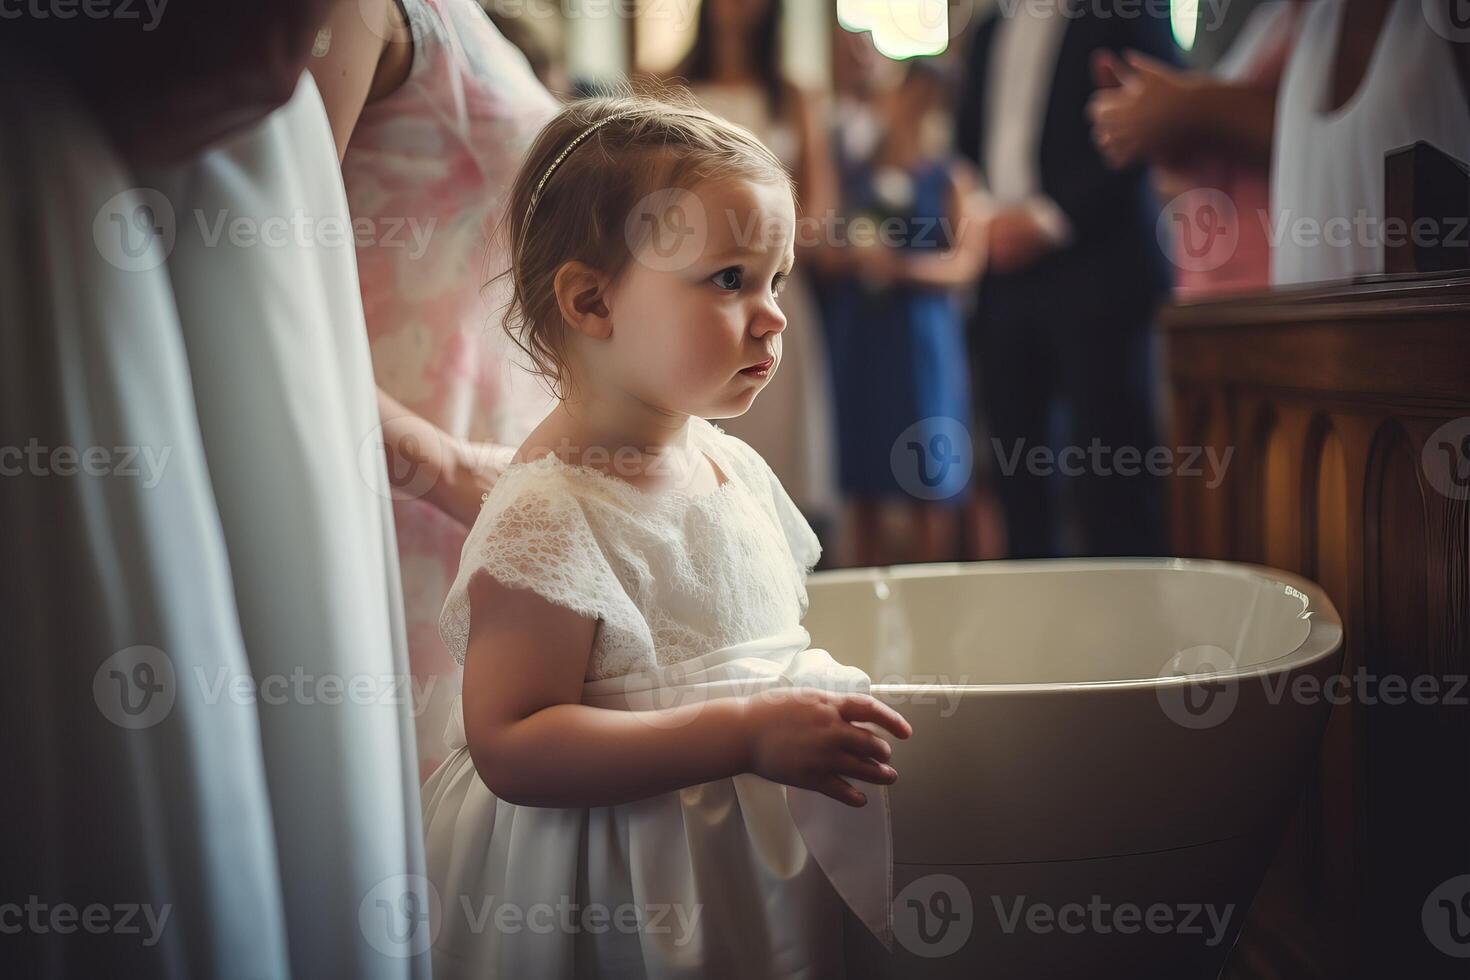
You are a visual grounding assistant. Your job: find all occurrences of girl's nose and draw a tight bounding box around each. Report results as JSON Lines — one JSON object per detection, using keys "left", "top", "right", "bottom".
{"left": 750, "top": 297, "right": 787, "bottom": 338}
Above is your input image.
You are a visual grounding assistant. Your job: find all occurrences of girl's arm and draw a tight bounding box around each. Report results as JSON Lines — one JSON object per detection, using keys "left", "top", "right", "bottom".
{"left": 462, "top": 572, "right": 911, "bottom": 809}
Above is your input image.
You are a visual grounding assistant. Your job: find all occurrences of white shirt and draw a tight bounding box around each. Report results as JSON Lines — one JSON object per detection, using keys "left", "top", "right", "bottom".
{"left": 981, "top": 2, "right": 1073, "bottom": 244}
{"left": 1271, "top": 0, "right": 1470, "bottom": 284}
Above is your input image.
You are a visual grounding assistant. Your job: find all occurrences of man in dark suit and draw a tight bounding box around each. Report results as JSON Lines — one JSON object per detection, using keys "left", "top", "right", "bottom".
{"left": 956, "top": 0, "right": 1176, "bottom": 558}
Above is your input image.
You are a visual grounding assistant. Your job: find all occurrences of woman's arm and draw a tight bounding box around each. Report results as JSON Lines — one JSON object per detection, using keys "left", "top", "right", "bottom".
{"left": 307, "top": 0, "right": 413, "bottom": 160}
{"left": 1181, "top": 79, "right": 1279, "bottom": 164}
{"left": 310, "top": 3, "right": 495, "bottom": 527}
{"left": 462, "top": 572, "right": 910, "bottom": 809}
{"left": 1087, "top": 50, "right": 1278, "bottom": 170}
{"left": 376, "top": 389, "right": 510, "bottom": 528}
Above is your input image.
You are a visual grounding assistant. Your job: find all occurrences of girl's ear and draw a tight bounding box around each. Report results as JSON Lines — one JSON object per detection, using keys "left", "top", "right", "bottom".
{"left": 553, "top": 261, "right": 614, "bottom": 340}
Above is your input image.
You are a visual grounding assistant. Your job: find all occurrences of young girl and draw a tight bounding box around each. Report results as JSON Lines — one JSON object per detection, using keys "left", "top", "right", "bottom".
{"left": 420, "top": 92, "right": 912, "bottom": 978}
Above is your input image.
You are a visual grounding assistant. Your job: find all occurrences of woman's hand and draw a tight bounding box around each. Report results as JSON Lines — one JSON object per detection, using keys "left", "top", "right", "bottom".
{"left": 436, "top": 439, "right": 515, "bottom": 528}
{"left": 743, "top": 690, "right": 912, "bottom": 807}
{"left": 986, "top": 207, "right": 1053, "bottom": 276}
{"left": 1087, "top": 49, "right": 1200, "bottom": 170}
{"left": 850, "top": 244, "right": 907, "bottom": 289}
{"left": 377, "top": 388, "right": 512, "bottom": 529}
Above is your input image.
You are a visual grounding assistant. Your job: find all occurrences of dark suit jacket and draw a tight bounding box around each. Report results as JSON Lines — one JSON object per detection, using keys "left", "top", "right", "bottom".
{"left": 955, "top": 3, "right": 1179, "bottom": 317}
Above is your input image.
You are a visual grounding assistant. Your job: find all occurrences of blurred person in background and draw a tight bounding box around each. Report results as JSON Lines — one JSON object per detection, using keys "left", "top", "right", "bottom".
{"left": 826, "top": 20, "right": 891, "bottom": 190}
{"left": 815, "top": 24, "right": 883, "bottom": 564}
{"left": 485, "top": 5, "right": 576, "bottom": 99}
{"left": 955, "top": 0, "right": 1176, "bottom": 558}
{"left": 1266, "top": 0, "right": 1470, "bottom": 285}
{"left": 827, "top": 61, "right": 988, "bottom": 565}
{"left": 676, "top": 0, "right": 844, "bottom": 554}
{"left": 1087, "top": 2, "right": 1303, "bottom": 297}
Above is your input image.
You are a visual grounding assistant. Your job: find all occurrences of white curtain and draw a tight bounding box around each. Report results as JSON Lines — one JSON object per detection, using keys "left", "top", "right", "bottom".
{"left": 1, "top": 62, "right": 430, "bottom": 979}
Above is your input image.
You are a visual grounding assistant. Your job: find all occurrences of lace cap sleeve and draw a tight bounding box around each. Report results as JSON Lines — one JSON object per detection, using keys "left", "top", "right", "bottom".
{"left": 437, "top": 461, "right": 647, "bottom": 666}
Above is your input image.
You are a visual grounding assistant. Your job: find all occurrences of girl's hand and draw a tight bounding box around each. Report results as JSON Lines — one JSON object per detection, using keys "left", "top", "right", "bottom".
{"left": 742, "top": 690, "right": 912, "bottom": 807}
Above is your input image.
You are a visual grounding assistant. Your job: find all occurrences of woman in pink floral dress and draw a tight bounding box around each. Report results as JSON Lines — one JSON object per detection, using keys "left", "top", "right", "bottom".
{"left": 312, "top": 0, "right": 559, "bottom": 778}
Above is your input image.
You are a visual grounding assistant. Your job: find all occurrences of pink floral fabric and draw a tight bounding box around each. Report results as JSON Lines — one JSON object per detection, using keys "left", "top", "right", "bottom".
{"left": 342, "top": 0, "right": 558, "bottom": 780}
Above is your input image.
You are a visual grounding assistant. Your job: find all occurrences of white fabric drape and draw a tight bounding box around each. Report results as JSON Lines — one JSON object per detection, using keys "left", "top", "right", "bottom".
{"left": 2, "top": 59, "right": 291, "bottom": 980}
{"left": 2, "top": 64, "right": 429, "bottom": 978}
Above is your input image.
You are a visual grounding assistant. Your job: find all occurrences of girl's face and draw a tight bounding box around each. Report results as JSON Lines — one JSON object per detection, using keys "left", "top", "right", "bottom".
{"left": 600, "top": 176, "right": 795, "bottom": 421}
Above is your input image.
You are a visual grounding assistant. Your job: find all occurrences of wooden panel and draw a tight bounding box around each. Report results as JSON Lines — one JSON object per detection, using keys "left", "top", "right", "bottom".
{"left": 1262, "top": 410, "right": 1307, "bottom": 570}
{"left": 1362, "top": 423, "right": 1435, "bottom": 974}
{"left": 1204, "top": 388, "right": 1235, "bottom": 558}
{"left": 1169, "top": 385, "right": 1209, "bottom": 556}
{"left": 1162, "top": 272, "right": 1470, "bottom": 979}
{"left": 1307, "top": 421, "right": 1357, "bottom": 974}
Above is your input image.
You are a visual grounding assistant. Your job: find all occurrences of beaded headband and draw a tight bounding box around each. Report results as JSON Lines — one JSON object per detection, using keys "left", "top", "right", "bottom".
{"left": 523, "top": 110, "right": 645, "bottom": 233}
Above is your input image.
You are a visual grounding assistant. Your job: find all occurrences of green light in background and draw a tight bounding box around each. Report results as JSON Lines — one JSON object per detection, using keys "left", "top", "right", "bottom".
{"left": 1171, "top": 0, "right": 1198, "bottom": 51}
{"left": 838, "top": 0, "right": 950, "bottom": 60}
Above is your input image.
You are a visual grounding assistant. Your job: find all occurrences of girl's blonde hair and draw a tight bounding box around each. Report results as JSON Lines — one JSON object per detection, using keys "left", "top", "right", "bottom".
{"left": 494, "top": 84, "right": 793, "bottom": 399}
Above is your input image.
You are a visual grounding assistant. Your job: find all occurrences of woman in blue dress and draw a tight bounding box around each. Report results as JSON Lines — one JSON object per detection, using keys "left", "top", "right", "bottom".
{"left": 828, "top": 61, "right": 988, "bottom": 565}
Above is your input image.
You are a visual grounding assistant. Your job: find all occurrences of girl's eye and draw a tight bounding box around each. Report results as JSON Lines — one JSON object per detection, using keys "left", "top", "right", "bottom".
{"left": 771, "top": 273, "right": 789, "bottom": 297}
{"left": 711, "top": 268, "right": 743, "bottom": 291}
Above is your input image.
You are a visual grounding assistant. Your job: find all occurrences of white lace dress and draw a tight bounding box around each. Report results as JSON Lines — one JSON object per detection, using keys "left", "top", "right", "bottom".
{"left": 421, "top": 416, "right": 892, "bottom": 979}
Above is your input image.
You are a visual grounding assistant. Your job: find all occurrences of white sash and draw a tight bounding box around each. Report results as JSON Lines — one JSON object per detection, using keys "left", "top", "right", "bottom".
{"left": 442, "top": 626, "right": 894, "bottom": 952}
